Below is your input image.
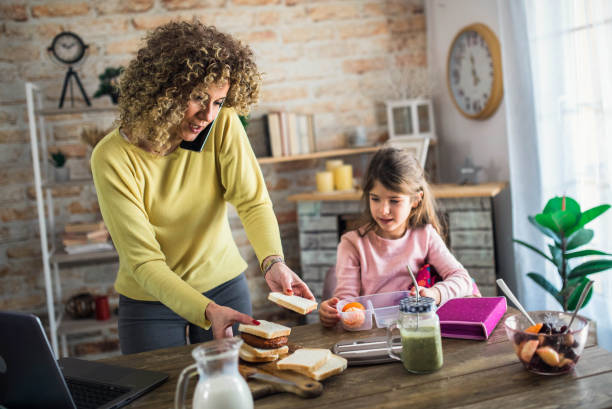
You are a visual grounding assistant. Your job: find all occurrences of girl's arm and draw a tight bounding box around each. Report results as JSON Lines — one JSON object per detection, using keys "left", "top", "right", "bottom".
{"left": 425, "top": 225, "right": 474, "bottom": 304}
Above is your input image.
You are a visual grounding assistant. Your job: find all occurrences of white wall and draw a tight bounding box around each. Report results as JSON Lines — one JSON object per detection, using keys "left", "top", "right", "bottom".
{"left": 426, "top": 0, "right": 519, "bottom": 297}
{"left": 426, "top": 0, "right": 509, "bottom": 184}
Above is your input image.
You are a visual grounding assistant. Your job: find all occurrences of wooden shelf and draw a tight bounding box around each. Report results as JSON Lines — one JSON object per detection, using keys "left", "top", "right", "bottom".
{"left": 51, "top": 249, "right": 118, "bottom": 264}
{"left": 36, "top": 106, "right": 119, "bottom": 116}
{"left": 287, "top": 182, "right": 508, "bottom": 202}
{"left": 58, "top": 314, "right": 118, "bottom": 336}
{"left": 257, "top": 146, "right": 379, "bottom": 164}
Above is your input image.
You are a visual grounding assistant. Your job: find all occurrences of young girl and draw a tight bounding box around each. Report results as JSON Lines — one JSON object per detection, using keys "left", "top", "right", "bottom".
{"left": 319, "top": 147, "right": 476, "bottom": 327}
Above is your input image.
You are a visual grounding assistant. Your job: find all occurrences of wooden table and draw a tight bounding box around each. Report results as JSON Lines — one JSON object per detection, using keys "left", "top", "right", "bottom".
{"left": 102, "top": 312, "right": 612, "bottom": 408}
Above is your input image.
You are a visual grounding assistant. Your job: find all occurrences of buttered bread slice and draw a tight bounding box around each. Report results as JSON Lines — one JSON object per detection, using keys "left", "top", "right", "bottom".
{"left": 268, "top": 292, "right": 318, "bottom": 315}
{"left": 238, "top": 320, "right": 291, "bottom": 339}
{"left": 276, "top": 348, "right": 331, "bottom": 372}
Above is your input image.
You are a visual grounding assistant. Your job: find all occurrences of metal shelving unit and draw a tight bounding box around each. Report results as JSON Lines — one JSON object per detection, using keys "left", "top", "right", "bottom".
{"left": 26, "top": 82, "right": 119, "bottom": 358}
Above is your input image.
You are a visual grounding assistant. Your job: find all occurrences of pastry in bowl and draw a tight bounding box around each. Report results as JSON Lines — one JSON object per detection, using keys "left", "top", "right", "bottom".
{"left": 504, "top": 310, "right": 589, "bottom": 375}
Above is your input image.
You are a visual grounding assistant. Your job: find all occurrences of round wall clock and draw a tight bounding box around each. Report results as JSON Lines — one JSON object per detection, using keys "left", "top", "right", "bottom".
{"left": 48, "top": 31, "right": 88, "bottom": 65}
{"left": 447, "top": 23, "right": 503, "bottom": 120}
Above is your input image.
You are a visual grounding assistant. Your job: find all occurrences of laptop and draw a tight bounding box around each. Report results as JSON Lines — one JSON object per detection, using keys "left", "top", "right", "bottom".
{"left": 0, "top": 311, "right": 168, "bottom": 409}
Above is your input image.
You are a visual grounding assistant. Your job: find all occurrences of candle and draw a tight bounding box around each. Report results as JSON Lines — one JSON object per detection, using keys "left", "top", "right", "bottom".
{"left": 333, "top": 164, "right": 353, "bottom": 191}
{"left": 325, "top": 159, "right": 344, "bottom": 172}
{"left": 316, "top": 171, "right": 334, "bottom": 193}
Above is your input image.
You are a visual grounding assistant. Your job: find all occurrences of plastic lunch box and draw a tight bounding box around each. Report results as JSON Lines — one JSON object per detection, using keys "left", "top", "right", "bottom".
{"left": 336, "top": 291, "right": 411, "bottom": 331}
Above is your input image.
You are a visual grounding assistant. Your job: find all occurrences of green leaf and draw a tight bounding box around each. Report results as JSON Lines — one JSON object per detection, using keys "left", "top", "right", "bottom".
{"left": 565, "top": 249, "right": 612, "bottom": 259}
{"left": 535, "top": 213, "right": 560, "bottom": 233}
{"left": 566, "top": 229, "right": 594, "bottom": 250}
{"left": 512, "top": 239, "right": 554, "bottom": 264}
{"left": 529, "top": 215, "right": 561, "bottom": 245}
{"left": 566, "top": 204, "right": 611, "bottom": 236}
{"left": 568, "top": 259, "right": 612, "bottom": 279}
{"left": 527, "top": 272, "right": 563, "bottom": 306}
{"left": 543, "top": 196, "right": 581, "bottom": 214}
{"left": 565, "top": 278, "right": 594, "bottom": 311}
{"left": 550, "top": 210, "right": 580, "bottom": 235}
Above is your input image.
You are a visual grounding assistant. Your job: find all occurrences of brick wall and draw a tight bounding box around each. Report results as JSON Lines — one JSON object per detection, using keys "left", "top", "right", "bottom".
{"left": 0, "top": 0, "right": 427, "bottom": 356}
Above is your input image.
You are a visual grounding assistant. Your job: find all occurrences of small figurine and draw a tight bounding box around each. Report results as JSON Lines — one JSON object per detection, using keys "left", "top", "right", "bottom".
{"left": 458, "top": 157, "right": 482, "bottom": 185}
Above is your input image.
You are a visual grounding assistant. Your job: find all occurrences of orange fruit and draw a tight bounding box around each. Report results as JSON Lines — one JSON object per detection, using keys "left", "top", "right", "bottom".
{"left": 342, "top": 308, "right": 365, "bottom": 328}
{"left": 342, "top": 301, "right": 365, "bottom": 312}
{"left": 525, "top": 322, "right": 543, "bottom": 334}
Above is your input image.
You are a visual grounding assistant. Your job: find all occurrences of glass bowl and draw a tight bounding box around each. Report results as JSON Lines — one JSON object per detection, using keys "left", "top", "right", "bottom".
{"left": 504, "top": 310, "right": 589, "bottom": 375}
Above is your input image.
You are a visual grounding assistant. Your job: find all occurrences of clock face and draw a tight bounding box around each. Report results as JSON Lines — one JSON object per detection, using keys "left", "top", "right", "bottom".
{"left": 49, "top": 32, "right": 86, "bottom": 65}
{"left": 447, "top": 24, "right": 503, "bottom": 119}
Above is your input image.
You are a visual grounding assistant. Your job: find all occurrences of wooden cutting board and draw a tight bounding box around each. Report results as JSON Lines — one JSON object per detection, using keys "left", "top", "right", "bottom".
{"left": 239, "top": 344, "right": 323, "bottom": 400}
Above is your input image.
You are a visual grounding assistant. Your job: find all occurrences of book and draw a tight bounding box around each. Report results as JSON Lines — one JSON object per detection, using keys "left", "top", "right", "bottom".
{"left": 266, "top": 113, "right": 283, "bottom": 157}
{"left": 64, "top": 221, "right": 105, "bottom": 233}
{"left": 436, "top": 296, "right": 507, "bottom": 340}
{"left": 64, "top": 242, "right": 114, "bottom": 255}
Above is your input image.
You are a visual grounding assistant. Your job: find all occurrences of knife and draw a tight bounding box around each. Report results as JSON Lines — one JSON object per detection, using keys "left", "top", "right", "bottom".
{"left": 239, "top": 364, "right": 323, "bottom": 399}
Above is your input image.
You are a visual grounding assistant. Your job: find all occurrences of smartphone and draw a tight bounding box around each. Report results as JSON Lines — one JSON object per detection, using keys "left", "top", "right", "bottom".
{"left": 179, "top": 118, "right": 216, "bottom": 152}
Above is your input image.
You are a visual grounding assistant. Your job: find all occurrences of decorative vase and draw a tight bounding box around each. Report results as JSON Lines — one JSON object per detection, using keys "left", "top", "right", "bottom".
{"left": 54, "top": 166, "right": 69, "bottom": 182}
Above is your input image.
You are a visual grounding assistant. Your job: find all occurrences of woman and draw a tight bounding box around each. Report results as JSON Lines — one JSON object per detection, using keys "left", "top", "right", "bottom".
{"left": 91, "top": 21, "right": 313, "bottom": 354}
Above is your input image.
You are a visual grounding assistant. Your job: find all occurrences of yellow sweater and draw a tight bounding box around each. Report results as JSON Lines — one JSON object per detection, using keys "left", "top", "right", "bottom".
{"left": 91, "top": 108, "right": 283, "bottom": 329}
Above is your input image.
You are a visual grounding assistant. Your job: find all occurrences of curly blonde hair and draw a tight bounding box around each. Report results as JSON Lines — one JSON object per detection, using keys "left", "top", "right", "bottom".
{"left": 118, "top": 21, "right": 261, "bottom": 154}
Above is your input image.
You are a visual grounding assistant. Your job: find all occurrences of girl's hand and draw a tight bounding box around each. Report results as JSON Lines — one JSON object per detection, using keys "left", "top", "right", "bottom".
{"left": 265, "top": 260, "right": 315, "bottom": 301}
{"left": 205, "top": 302, "right": 259, "bottom": 339}
{"left": 319, "top": 297, "right": 340, "bottom": 327}
{"left": 410, "top": 286, "right": 442, "bottom": 305}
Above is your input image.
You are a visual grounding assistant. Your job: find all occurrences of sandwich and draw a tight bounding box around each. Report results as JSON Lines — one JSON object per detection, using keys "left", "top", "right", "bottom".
{"left": 268, "top": 292, "right": 318, "bottom": 315}
{"left": 238, "top": 320, "right": 291, "bottom": 363}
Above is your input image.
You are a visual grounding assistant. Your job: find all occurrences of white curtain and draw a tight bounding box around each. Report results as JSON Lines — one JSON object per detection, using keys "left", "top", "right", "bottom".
{"left": 499, "top": 0, "right": 612, "bottom": 350}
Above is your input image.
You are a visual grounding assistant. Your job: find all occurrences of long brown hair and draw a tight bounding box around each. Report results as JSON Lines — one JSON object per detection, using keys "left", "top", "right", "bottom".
{"left": 357, "top": 147, "right": 444, "bottom": 238}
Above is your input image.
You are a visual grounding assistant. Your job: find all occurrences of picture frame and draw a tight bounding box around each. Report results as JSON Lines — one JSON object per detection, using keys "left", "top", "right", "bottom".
{"left": 385, "top": 99, "right": 435, "bottom": 140}
{"left": 386, "top": 136, "right": 430, "bottom": 168}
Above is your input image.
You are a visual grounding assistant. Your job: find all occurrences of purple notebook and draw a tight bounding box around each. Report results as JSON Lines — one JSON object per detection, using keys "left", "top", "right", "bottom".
{"left": 436, "top": 297, "right": 507, "bottom": 340}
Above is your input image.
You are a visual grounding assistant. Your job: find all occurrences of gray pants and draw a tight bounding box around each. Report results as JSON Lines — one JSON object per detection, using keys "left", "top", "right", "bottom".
{"left": 118, "top": 273, "right": 252, "bottom": 354}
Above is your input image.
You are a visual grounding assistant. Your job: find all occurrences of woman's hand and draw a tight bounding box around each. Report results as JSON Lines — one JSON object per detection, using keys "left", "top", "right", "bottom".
{"left": 205, "top": 302, "right": 259, "bottom": 339}
{"left": 410, "top": 286, "right": 442, "bottom": 305}
{"left": 319, "top": 297, "right": 340, "bottom": 327}
{"left": 265, "top": 260, "right": 315, "bottom": 301}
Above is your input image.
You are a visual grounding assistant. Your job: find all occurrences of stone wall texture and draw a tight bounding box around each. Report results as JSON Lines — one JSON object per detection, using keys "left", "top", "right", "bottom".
{"left": 0, "top": 0, "right": 427, "bottom": 356}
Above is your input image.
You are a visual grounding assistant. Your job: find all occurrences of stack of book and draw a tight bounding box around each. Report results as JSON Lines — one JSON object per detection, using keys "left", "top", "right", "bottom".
{"left": 266, "top": 112, "right": 316, "bottom": 157}
{"left": 61, "top": 221, "right": 114, "bottom": 254}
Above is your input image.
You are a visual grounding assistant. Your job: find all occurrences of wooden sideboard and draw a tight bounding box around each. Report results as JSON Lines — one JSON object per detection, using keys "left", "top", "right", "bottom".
{"left": 288, "top": 182, "right": 508, "bottom": 306}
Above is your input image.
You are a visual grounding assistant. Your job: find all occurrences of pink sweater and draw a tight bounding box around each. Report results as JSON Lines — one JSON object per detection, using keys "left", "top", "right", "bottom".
{"left": 333, "top": 224, "right": 474, "bottom": 305}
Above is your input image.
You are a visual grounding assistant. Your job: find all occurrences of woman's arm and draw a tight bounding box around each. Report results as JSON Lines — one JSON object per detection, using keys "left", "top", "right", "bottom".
{"left": 217, "top": 110, "right": 314, "bottom": 299}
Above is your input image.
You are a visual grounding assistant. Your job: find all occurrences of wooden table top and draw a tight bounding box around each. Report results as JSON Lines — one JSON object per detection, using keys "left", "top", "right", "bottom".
{"left": 102, "top": 311, "right": 612, "bottom": 409}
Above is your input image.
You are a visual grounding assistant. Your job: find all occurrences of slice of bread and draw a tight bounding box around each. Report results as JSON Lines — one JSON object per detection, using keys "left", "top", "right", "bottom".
{"left": 238, "top": 320, "right": 291, "bottom": 339}
{"left": 239, "top": 347, "right": 278, "bottom": 363}
{"left": 268, "top": 292, "right": 318, "bottom": 315}
{"left": 241, "top": 342, "right": 289, "bottom": 357}
{"left": 276, "top": 348, "right": 331, "bottom": 372}
{"left": 288, "top": 354, "right": 348, "bottom": 381}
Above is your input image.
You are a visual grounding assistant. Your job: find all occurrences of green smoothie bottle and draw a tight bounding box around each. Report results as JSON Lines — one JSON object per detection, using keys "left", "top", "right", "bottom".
{"left": 387, "top": 296, "right": 443, "bottom": 373}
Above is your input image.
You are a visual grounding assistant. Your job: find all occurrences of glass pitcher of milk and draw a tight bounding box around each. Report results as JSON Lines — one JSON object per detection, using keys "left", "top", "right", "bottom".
{"left": 175, "top": 337, "right": 253, "bottom": 409}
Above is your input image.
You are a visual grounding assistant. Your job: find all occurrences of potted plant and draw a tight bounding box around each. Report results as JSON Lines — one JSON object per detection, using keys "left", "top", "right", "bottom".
{"left": 49, "top": 150, "right": 69, "bottom": 181}
{"left": 93, "top": 67, "right": 122, "bottom": 104}
{"left": 514, "top": 196, "right": 612, "bottom": 312}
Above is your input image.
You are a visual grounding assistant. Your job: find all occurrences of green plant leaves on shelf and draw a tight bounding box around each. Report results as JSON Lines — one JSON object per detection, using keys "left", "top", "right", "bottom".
{"left": 527, "top": 272, "right": 563, "bottom": 305}
{"left": 566, "top": 204, "right": 612, "bottom": 236}
{"left": 568, "top": 259, "right": 612, "bottom": 280}
{"left": 565, "top": 249, "right": 612, "bottom": 259}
